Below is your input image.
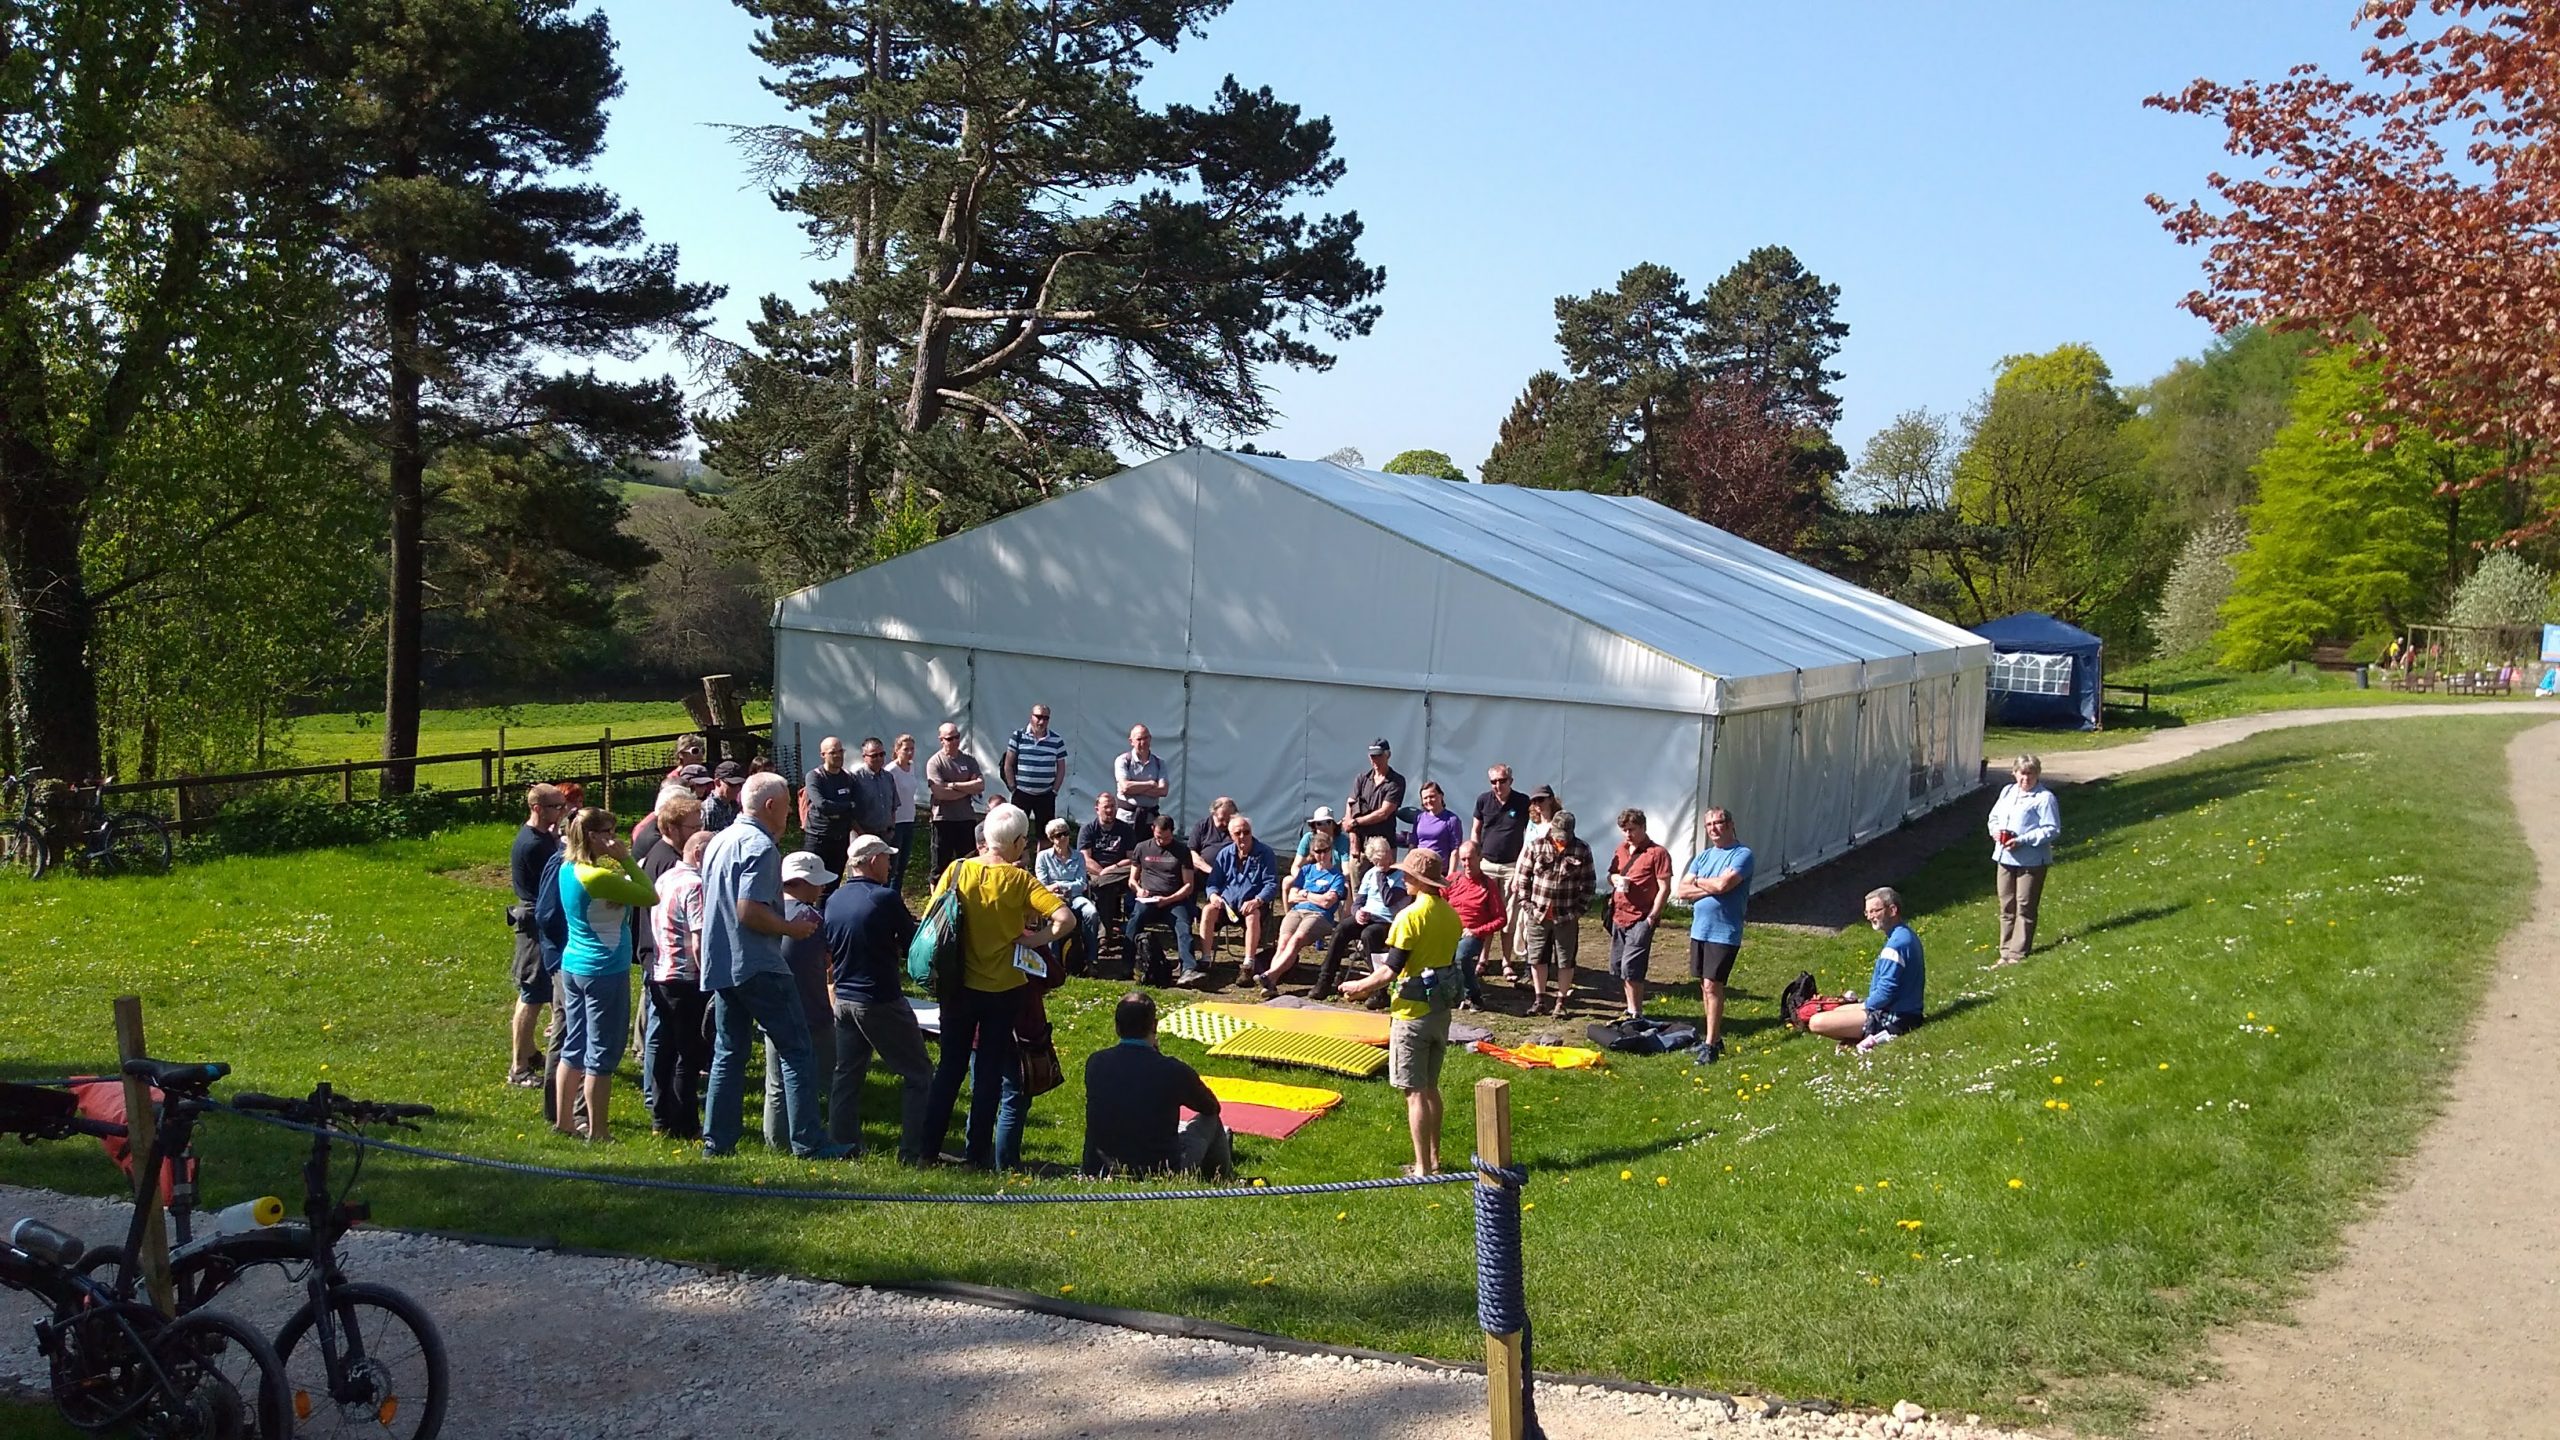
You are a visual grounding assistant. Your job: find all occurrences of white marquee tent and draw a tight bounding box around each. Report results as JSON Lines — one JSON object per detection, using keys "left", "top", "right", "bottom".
{"left": 771, "top": 448, "right": 1990, "bottom": 885}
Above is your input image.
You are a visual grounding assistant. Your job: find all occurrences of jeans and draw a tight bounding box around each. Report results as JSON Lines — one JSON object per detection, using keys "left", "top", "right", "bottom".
{"left": 832, "top": 996, "right": 935, "bottom": 1160}
{"left": 645, "top": 978, "right": 710, "bottom": 1138}
{"left": 1124, "top": 897, "right": 1200, "bottom": 976}
{"left": 703, "top": 970, "right": 827, "bottom": 1156}
{"left": 635, "top": 959, "right": 659, "bottom": 1110}
{"left": 922, "top": 985, "right": 1027, "bottom": 1169}
{"left": 1456, "top": 931, "right": 1488, "bottom": 1006}
{"left": 765, "top": 994, "right": 837, "bottom": 1152}
{"left": 891, "top": 820, "right": 917, "bottom": 892}
{"left": 1066, "top": 896, "right": 1099, "bottom": 972}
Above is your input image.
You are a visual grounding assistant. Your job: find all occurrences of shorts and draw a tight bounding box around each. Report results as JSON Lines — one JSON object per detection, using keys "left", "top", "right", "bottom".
{"left": 1606, "top": 918, "right": 1656, "bottom": 981}
{"left": 1689, "top": 939, "right": 1741, "bottom": 984}
{"left": 1288, "top": 909, "right": 1337, "bottom": 941}
{"left": 1864, "top": 1008, "right": 1922, "bottom": 1039}
{"left": 512, "top": 928, "right": 546, "bottom": 988}
{"left": 1387, "top": 1014, "right": 1450, "bottom": 1091}
{"left": 1518, "top": 917, "right": 1580, "bottom": 970}
{"left": 558, "top": 970, "right": 633, "bottom": 1076}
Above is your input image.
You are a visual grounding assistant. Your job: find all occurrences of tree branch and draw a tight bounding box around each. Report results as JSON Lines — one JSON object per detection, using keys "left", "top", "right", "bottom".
{"left": 87, "top": 502, "right": 269, "bottom": 607}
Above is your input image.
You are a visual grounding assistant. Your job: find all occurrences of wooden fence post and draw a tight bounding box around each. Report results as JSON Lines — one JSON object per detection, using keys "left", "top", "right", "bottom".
{"left": 600, "top": 729, "right": 615, "bottom": 806}
{"left": 340, "top": 759, "right": 354, "bottom": 805}
{"left": 495, "top": 727, "right": 508, "bottom": 796}
{"left": 113, "top": 996, "right": 175, "bottom": 1316}
{"left": 1477, "top": 1076, "right": 1524, "bottom": 1440}
{"left": 173, "top": 785, "right": 191, "bottom": 837}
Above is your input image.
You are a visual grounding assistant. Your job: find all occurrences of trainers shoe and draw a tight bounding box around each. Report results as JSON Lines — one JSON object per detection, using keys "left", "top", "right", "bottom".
{"left": 1691, "top": 1040, "right": 1723, "bottom": 1066}
{"left": 1854, "top": 1030, "right": 1898, "bottom": 1055}
{"left": 1174, "top": 970, "right": 1203, "bottom": 988}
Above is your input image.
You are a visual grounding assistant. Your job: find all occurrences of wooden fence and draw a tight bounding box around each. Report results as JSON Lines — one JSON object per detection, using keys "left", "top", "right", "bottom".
{"left": 97, "top": 724, "right": 773, "bottom": 837}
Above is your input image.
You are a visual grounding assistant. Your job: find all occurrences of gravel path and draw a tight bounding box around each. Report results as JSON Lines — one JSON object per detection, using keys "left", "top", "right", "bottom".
{"left": 0, "top": 1184, "right": 2016, "bottom": 1440}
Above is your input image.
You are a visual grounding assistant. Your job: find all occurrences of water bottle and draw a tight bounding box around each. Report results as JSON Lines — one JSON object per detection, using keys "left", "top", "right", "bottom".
{"left": 199, "top": 1196, "right": 285, "bottom": 1238}
{"left": 7, "top": 1218, "right": 85, "bottom": 1268}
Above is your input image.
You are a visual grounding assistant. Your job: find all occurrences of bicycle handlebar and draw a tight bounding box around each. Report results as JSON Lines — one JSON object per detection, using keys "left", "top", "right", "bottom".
{"left": 231, "top": 1091, "right": 435, "bottom": 1126}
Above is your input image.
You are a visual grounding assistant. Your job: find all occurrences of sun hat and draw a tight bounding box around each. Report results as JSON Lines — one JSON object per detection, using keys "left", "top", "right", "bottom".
{"left": 1308, "top": 805, "right": 1337, "bottom": 825}
{"left": 781, "top": 851, "right": 837, "bottom": 886}
{"left": 1397, "top": 847, "right": 1445, "bottom": 891}
{"left": 845, "top": 834, "right": 893, "bottom": 863}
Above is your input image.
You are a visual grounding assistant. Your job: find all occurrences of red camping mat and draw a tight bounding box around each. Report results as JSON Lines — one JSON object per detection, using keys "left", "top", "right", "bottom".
{"left": 1183, "top": 1101, "right": 1321, "bottom": 1141}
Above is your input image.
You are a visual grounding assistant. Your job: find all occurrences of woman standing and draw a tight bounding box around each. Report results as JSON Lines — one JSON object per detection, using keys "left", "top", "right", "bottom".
{"left": 923, "top": 804, "right": 1074, "bottom": 1169}
{"left": 1986, "top": 754, "right": 2060, "bottom": 965}
{"left": 1411, "top": 782, "right": 1462, "bottom": 864}
{"left": 888, "top": 733, "right": 923, "bottom": 892}
{"left": 554, "top": 807, "right": 658, "bottom": 1142}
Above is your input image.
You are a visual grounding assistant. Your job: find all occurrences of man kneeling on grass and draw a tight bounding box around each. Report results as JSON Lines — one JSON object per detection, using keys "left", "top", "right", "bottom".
{"left": 1808, "top": 887, "right": 1926, "bottom": 1055}
{"left": 1081, "top": 992, "right": 1231, "bottom": 1179}
{"left": 1338, "top": 849, "right": 1461, "bottom": 1175}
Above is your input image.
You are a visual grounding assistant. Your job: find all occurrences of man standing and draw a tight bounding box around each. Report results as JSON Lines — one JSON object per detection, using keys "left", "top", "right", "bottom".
{"left": 1515, "top": 810, "right": 1596, "bottom": 1018}
{"left": 1078, "top": 790, "right": 1139, "bottom": 967}
{"left": 847, "top": 737, "right": 899, "bottom": 843}
{"left": 825, "top": 834, "right": 932, "bottom": 1160}
{"left": 1808, "top": 888, "right": 1926, "bottom": 1053}
{"left": 1002, "top": 704, "right": 1069, "bottom": 832}
{"left": 798, "top": 737, "right": 859, "bottom": 888}
{"left": 704, "top": 761, "right": 747, "bottom": 832}
{"left": 1470, "top": 765, "right": 1530, "bottom": 973}
{"left": 697, "top": 773, "right": 849, "bottom": 1159}
{"left": 1605, "top": 808, "right": 1673, "bottom": 1024}
{"left": 1124, "top": 814, "right": 1201, "bottom": 984}
{"left": 506, "top": 785, "right": 566, "bottom": 1087}
{"left": 1339, "top": 850, "right": 1461, "bottom": 1175}
{"left": 1113, "top": 724, "right": 1169, "bottom": 832}
{"left": 767, "top": 852, "right": 842, "bottom": 1150}
{"left": 1344, "top": 739, "right": 1406, "bottom": 879}
{"left": 1080, "top": 992, "right": 1231, "bottom": 1179}
{"left": 924, "top": 723, "right": 987, "bottom": 882}
{"left": 634, "top": 786, "right": 704, "bottom": 1120}
{"left": 1674, "top": 807, "right": 1754, "bottom": 1066}
{"left": 1200, "top": 813, "right": 1280, "bottom": 982}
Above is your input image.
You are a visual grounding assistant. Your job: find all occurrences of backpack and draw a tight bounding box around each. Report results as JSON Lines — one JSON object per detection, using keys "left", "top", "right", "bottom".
{"left": 1778, "top": 971, "right": 1818, "bottom": 1028}
{"left": 906, "top": 861, "right": 970, "bottom": 1001}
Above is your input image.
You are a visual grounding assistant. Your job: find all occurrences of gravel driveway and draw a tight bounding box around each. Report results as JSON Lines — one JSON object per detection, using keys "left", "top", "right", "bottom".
{"left": 1, "top": 1184, "right": 2014, "bottom": 1440}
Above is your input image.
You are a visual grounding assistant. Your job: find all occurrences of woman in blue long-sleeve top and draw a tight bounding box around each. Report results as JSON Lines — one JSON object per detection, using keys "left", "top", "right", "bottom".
{"left": 1986, "top": 754, "right": 2061, "bottom": 965}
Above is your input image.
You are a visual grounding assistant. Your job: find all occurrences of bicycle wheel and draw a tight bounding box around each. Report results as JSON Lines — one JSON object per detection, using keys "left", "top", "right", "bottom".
{"left": 46, "top": 1299, "right": 161, "bottom": 1430}
{"left": 273, "top": 1282, "right": 448, "bottom": 1439}
{"left": 0, "top": 818, "right": 48, "bottom": 879}
{"left": 142, "top": 1308, "right": 292, "bottom": 1440}
{"left": 104, "top": 811, "right": 173, "bottom": 875}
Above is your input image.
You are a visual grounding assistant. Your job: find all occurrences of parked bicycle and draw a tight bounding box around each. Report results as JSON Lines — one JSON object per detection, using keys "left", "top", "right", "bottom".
{"left": 56, "top": 1065, "right": 450, "bottom": 1439}
{"left": 0, "top": 768, "right": 173, "bottom": 878}
{"left": 0, "top": 1079, "right": 291, "bottom": 1439}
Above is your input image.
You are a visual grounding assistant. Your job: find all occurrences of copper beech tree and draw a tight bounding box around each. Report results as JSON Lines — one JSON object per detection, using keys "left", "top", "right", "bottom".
{"left": 2148, "top": 0, "right": 2560, "bottom": 485}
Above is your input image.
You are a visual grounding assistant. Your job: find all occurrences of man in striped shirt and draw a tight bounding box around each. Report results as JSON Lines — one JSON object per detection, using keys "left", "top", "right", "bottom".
{"left": 1003, "top": 703, "right": 1069, "bottom": 832}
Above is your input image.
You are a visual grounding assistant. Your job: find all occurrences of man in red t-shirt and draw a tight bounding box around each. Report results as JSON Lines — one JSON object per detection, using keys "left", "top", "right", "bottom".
{"left": 1606, "top": 808, "right": 1672, "bottom": 1022}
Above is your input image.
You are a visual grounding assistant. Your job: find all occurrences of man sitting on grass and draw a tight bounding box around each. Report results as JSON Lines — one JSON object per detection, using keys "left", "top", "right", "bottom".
{"left": 1080, "top": 992, "right": 1231, "bottom": 1179}
{"left": 1338, "top": 849, "right": 1461, "bottom": 1176}
{"left": 1808, "top": 887, "right": 1926, "bottom": 1054}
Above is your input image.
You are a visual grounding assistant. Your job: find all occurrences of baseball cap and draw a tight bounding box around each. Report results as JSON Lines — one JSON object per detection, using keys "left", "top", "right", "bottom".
{"left": 674, "top": 763, "right": 716, "bottom": 792}
{"left": 1528, "top": 784, "right": 1556, "bottom": 802}
{"left": 713, "top": 760, "right": 747, "bottom": 782}
{"left": 1367, "top": 738, "right": 1392, "bottom": 756}
{"left": 845, "top": 834, "right": 894, "bottom": 863}
{"left": 781, "top": 851, "right": 837, "bottom": 886}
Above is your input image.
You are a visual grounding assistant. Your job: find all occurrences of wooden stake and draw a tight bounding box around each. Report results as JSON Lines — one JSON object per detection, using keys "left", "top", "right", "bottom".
{"left": 112, "top": 996, "right": 174, "bottom": 1316}
{"left": 600, "top": 728, "right": 615, "bottom": 806}
{"left": 1476, "top": 1076, "right": 1524, "bottom": 1440}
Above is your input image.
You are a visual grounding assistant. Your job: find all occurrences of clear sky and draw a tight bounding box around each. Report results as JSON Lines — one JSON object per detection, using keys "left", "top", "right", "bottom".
{"left": 591, "top": 1, "right": 2377, "bottom": 475}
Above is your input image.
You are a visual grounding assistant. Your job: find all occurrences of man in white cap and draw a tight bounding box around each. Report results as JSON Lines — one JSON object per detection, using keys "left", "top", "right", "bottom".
{"left": 1338, "top": 848, "right": 1462, "bottom": 1175}
{"left": 766, "top": 850, "right": 841, "bottom": 1150}
{"left": 823, "top": 833, "right": 935, "bottom": 1161}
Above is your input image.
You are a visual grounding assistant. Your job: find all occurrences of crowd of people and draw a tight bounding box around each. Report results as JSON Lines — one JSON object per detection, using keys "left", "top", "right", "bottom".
{"left": 501, "top": 711, "right": 2042, "bottom": 1175}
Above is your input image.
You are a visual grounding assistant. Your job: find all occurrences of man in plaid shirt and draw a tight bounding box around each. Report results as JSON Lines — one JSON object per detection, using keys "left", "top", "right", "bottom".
{"left": 1515, "top": 809, "right": 1596, "bottom": 1018}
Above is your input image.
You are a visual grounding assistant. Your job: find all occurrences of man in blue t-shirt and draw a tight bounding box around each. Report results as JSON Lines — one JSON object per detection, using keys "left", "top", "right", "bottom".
{"left": 506, "top": 784, "right": 566, "bottom": 1087}
{"left": 1673, "top": 807, "right": 1754, "bottom": 1066}
{"left": 1810, "top": 887, "right": 1926, "bottom": 1053}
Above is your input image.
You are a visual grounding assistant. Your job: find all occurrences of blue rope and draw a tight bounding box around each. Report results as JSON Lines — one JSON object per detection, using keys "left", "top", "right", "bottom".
{"left": 1469, "top": 1157, "right": 1547, "bottom": 1440}
{"left": 220, "top": 1107, "right": 1486, "bottom": 1205}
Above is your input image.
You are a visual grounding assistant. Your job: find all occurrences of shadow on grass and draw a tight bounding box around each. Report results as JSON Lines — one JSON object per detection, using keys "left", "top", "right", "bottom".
{"left": 2059, "top": 903, "right": 2186, "bottom": 944}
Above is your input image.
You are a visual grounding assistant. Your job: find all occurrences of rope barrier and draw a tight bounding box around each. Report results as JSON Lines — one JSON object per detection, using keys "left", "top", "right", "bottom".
{"left": 1470, "top": 1159, "right": 1547, "bottom": 1440}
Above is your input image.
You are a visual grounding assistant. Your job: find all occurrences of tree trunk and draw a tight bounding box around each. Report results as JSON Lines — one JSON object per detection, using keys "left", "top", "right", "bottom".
{"left": 380, "top": 259, "right": 425, "bottom": 797}
{"left": 0, "top": 314, "right": 104, "bottom": 793}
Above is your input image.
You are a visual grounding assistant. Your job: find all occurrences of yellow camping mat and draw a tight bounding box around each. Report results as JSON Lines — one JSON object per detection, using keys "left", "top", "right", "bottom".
{"left": 1205, "top": 1027, "right": 1390, "bottom": 1078}
{"left": 1195, "top": 1001, "right": 1391, "bottom": 1045}
{"left": 1511, "top": 1044, "right": 1606, "bottom": 1069}
{"left": 1201, "top": 1075, "right": 1344, "bottom": 1113}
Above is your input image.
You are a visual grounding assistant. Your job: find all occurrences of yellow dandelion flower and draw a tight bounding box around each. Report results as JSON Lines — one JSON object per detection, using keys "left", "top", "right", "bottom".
{"left": 1910, "top": 1252, "right": 1926, "bottom": 1260}
{"left": 2056, "top": 1100, "right": 2070, "bottom": 1111}
{"left": 1060, "top": 1284, "right": 1075, "bottom": 1294}
{"left": 1523, "top": 1201, "right": 1536, "bottom": 1211}
{"left": 2008, "top": 1178, "right": 2025, "bottom": 1190}
{"left": 1897, "top": 1219, "right": 1923, "bottom": 1231}
{"left": 1254, "top": 1274, "right": 1275, "bottom": 1287}
{"left": 1335, "top": 1211, "right": 1347, "bottom": 1222}
{"left": 1724, "top": 1165, "right": 1735, "bottom": 1172}
{"left": 1855, "top": 1184, "right": 1867, "bottom": 1193}
{"left": 1877, "top": 1180, "right": 1892, "bottom": 1189}
{"left": 2245, "top": 1011, "right": 2256, "bottom": 1020}
{"left": 2051, "top": 1076, "right": 2065, "bottom": 1085}
{"left": 1656, "top": 1176, "right": 1669, "bottom": 1187}
{"left": 1251, "top": 1177, "right": 1267, "bottom": 1187}
{"left": 1867, "top": 1276, "right": 1882, "bottom": 1286}
{"left": 2044, "top": 1099, "right": 2058, "bottom": 1110}
{"left": 1620, "top": 1169, "right": 1633, "bottom": 1181}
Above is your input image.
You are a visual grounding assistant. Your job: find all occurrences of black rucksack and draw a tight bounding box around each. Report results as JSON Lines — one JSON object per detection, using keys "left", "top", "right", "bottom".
{"left": 1778, "top": 971, "right": 1819, "bottom": 1028}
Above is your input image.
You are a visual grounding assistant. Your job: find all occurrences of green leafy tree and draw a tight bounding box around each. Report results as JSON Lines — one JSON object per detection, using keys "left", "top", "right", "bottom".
{"left": 294, "top": 0, "right": 717, "bottom": 792}
{"left": 2221, "top": 351, "right": 2504, "bottom": 668}
{"left": 1381, "top": 449, "right": 1465, "bottom": 481}
{"left": 2444, "top": 550, "right": 2553, "bottom": 662}
{"left": 1691, "top": 245, "right": 1848, "bottom": 428}
{"left": 706, "top": 0, "right": 1384, "bottom": 593}
{"left": 1948, "top": 345, "right": 2162, "bottom": 638}
{"left": 2124, "top": 324, "right": 2314, "bottom": 527}
{"left": 1842, "top": 409, "right": 1955, "bottom": 511}
{"left": 1479, "top": 369, "right": 1620, "bottom": 491}
{"left": 1552, "top": 262, "right": 1698, "bottom": 503}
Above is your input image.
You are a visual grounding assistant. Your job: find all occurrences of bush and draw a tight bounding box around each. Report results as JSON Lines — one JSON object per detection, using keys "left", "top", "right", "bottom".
{"left": 2149, "top": 512, "right": 2249, "bottom": 660}
{"left": 187, "top": 786, "right": 491, "bottom": 859}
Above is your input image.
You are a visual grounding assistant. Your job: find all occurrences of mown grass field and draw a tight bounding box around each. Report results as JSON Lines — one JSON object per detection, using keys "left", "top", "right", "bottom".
{"left": 0, "top": 716, "right": 2537, "bottom": 1429}
{"left": 271, "top": 700, "right": 771, "bottom": 792}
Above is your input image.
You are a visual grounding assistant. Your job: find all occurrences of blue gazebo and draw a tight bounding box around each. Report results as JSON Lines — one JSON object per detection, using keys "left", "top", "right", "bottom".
{"left": 1969, "top": 612, "right": 2103, "bottom": 730}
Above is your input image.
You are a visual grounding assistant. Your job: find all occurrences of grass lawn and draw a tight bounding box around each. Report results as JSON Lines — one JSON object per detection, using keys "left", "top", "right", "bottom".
{"left": 0, "top": 716, "right": 2536, "bottom": 1429}
{"left": 273, "top": 700, "right": 772, "bottom": 792}
{"left": 1989, "top": 658, "right": 2516, "bottom": 755}
{"left": 0, "top": 1403, "right": 76, "bottom": 1440}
